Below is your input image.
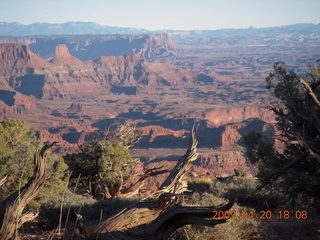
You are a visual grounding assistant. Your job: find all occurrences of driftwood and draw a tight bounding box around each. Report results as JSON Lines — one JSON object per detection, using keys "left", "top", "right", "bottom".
{"left": 75, "top": 126, "right": 234, "bottom": 240}
{"left": 0, "top": 143, "right": 56, "bottom": 240}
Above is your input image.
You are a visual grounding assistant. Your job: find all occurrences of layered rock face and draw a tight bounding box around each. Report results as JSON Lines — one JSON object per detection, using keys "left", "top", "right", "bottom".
{"left": 221, "top": 124, "right": 242, "bottom": 148}
{"left": 0, "top": 43, "right": 197, "bottom": 100}
{"left": 0, "top": 34, "right": 181, "bottom": 60}
{"left": 205, "top": 106, "right": 274, "bottom": 127}
{"left": 0, "top": 44, "right": 48, "bottom": 115}
{"left": 0, "top": 90, "right": 47, "bottom": 116}
{"left": 0, "top": 44, "right": 29, "bottom": 86}
{"left": 137, "top": 125, "right": 187, "bottom": 143}
{"left": 197, "top": 151, "right": 248, "bottom": 176}
{"left": 135, "top": 34, "right": 180, "bottom": 59}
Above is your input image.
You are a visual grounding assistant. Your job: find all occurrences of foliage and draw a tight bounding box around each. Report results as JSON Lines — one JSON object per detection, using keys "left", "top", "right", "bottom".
{"left": 0, "top": 119, "right": 69, "bottom": 210}
{"left": 188, "top": 176, "right": 283, "bottom": 211}
{"left": 64, "top": 121, "right": 139, "bottom": 199}
{"left": 30, "top": 156, "right": 69, "bottom": 211}
{"left": 0, "top": 119, "right": 39, "bottom": 196}
{"left": 244, "top": 63, "right": 320, "bottom": 208}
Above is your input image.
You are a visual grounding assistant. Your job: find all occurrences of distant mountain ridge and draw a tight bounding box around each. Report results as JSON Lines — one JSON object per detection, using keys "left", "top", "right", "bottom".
{"left": 170, "top": 23, "right": 320, "bottom": 47}
{"left": 0, "top": 21, "right": 149, "bottom": 36}
{"left": 0, "top": 21, "right": 319, "bottom": 36}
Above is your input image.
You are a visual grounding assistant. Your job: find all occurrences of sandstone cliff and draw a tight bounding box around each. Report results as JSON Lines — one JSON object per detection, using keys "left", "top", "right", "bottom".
{"left": 205, "top": 105, "right": 275, "bottom": 126}
{"left": 0, "top": 34, "right": 181, "bottom": 60}
{"left": 0, "top": 43, "right": 200, "bottom": 100}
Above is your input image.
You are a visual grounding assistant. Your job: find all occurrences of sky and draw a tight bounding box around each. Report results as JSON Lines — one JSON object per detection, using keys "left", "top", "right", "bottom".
{"left": 0, "top": 0, "right": 320, "bottom": 30}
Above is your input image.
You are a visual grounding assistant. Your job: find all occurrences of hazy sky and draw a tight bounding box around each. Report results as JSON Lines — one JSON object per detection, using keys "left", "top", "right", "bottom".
{"left": 1, "top": 0, "right": 320, "bottom": 30}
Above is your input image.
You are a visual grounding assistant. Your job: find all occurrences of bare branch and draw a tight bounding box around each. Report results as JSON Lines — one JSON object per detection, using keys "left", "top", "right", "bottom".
{"left": 0, "top": 175, "right": 8, "bottom": 188}
{"left": 293, "top": 133, "right": 320, "bottom": 161}
{"left": 299, "top": 78, "right": 320, "bottom": 108}
{"left": 120, "top": 167, "right": 170, "bottom": 197}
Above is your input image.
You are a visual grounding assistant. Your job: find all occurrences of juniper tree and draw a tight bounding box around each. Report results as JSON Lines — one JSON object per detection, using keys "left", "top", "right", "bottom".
{"left": 244, "top": 63, "right": 320, "bottom": 208}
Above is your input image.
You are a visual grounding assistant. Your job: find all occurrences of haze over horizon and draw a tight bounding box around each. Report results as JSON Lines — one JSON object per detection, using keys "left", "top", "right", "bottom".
{"left": 1, "top": 0, "right": 320, "bottom": 31}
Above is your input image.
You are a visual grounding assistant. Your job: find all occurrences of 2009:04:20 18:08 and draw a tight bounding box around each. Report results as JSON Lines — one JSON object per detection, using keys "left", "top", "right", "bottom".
{"left": 212, "top": 210, "right": 308, "bottom": 220}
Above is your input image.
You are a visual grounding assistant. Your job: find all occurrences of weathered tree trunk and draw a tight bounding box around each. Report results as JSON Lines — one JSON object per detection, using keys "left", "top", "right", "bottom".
{"left": 76, "top": 126, "right": 234, "bottom": 240}
{"left": 0, "top": 143, "right": 56, "bottom": 240}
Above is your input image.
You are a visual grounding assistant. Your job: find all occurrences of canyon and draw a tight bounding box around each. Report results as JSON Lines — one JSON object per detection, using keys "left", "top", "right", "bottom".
{"left": 1, "top": 23, "right": 319, "bottom": 181}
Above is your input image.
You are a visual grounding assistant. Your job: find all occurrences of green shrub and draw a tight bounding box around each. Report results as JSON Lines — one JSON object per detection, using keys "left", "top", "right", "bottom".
{"left": 64, "top": 121, "right": 139, "bottom": 199}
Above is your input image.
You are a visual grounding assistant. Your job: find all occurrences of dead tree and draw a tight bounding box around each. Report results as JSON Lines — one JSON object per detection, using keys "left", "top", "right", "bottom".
{"left": 0, "top": 143, "right": 56, "bottom": 240}
{"left": 75, "top": 126, "right": 234, "bottom": 240}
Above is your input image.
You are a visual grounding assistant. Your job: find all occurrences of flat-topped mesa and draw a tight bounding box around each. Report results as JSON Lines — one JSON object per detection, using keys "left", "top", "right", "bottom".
{"left": 50, "top": 44, "right": 81, "bottom": 64}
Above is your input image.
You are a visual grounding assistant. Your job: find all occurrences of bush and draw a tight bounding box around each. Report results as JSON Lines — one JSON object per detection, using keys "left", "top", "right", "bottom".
{"left": 64, "top": 140, "right": 133, "bottom": 198}
{"left": 0, "top": 119, "right": 39, "bottom": 199}
{"left": 64, "top": 120, "right": 140, "bottom": 199}
{"left": 40, "top": 190, "right": 96, "bottom": 229}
